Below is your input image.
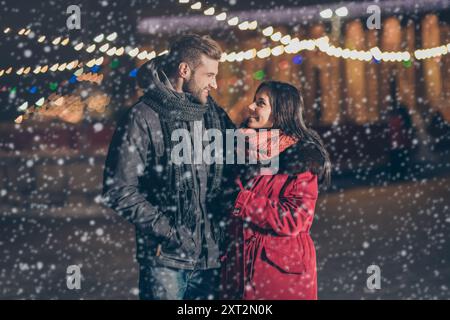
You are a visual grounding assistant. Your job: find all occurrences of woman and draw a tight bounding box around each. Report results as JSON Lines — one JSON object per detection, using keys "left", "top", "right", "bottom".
{"left": 221, "top": 81, "right": 331, "bottom": 300}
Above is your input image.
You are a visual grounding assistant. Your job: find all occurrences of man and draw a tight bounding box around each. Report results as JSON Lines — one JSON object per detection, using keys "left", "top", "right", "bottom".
{"left": 102, "top": 35, "right": 235, "bottom": 300}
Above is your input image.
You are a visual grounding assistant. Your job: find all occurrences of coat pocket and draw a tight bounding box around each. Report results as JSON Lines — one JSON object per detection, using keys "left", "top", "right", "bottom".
{"left": 162, "top": 225, "right": 196, "bottom": 256}
{"left": 262, "top": 237, "right": 306, "bottom": 274}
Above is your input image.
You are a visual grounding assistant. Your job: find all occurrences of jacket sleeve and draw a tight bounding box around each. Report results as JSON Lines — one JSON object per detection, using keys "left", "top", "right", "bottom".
{"left": 102, "top": 105, "right": 173, "bottom": 240}
{"left": 233, "top": 173, "right": 318, "bottom": 236}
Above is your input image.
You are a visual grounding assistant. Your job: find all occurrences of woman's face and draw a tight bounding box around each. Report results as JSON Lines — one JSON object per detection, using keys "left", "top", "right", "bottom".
{"left": 246, "top": 89, "right": 274, "bottom": 129}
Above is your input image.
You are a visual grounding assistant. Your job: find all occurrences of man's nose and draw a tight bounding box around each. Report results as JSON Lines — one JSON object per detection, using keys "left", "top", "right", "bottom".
{"left": 248, "top": 102, "right": 257, "bottom": 112}
{"left": 210, "top": 78, "right": 218, "bottom": 90}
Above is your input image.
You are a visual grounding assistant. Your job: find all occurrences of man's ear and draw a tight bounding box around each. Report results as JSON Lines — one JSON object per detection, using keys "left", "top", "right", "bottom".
{"left": 178, "top": 62, "right": 191, "bottom": 80}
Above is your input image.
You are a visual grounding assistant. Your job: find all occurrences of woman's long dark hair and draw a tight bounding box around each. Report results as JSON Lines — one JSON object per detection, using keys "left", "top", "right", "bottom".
{"left": 255, "top": 81, "right": 331, "bottom": 187}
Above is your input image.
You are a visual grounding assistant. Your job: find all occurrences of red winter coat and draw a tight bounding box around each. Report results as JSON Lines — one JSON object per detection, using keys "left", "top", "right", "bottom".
{"left": 221, "top": 141, "right": 324, "bottom": 300}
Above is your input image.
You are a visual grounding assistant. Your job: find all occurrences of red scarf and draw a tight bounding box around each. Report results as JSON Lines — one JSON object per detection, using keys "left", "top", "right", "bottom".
{"left": 237, "top": 128, "right": 298, "bottom": 162}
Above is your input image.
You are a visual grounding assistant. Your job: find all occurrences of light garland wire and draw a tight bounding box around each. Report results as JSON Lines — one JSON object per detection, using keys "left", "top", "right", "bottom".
{"left": 178, "top": 0, "right": 450, "bottom": 62}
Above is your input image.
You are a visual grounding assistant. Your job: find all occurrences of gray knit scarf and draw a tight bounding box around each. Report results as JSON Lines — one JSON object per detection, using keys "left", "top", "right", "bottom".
{"left": 139, "top": 56, "right": 223, "bottom": 197}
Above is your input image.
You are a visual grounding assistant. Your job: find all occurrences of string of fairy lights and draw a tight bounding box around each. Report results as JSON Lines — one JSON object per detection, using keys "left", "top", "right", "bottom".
{"left": 2, "top": 10, "right": 448, "bottom": 79}
{"left": 178, "top": 0, "right": 450, "bottom": 62}
{"left": 0, "top": 27, "right": 125, "bottom": 78}
{"left": 1, "top": 1, "right": 449, "bottom": 123}
{"left": 14, "top": 92, "right": 110, "bottom": 124}
{"left": 11, "top": 27, "right": 122, "bottom": 57}
{"left": 0, "top": 26, "right": 119, "bottom": 122}
{"left": 0, "top": 27, "right": 125, "bottom": 122}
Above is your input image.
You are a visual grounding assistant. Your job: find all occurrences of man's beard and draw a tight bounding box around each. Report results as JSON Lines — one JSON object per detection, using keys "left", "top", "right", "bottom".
{"left": 183, "top": 76, "right": 208, "bottom": 105}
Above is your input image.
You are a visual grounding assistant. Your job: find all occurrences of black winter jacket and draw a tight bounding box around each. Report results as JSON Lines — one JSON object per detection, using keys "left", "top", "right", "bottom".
{"left": 102, "top": 57, "right": 235, "bottom": 270}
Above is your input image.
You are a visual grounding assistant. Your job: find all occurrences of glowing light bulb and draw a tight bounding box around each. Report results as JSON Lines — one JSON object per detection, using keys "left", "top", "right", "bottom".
{"left": 61, "top": 38, "right": 70, "bottom": 46}
{"left": 248, "top": 21, "right": 258, "bottom": 30}
{"left": 238, "top": 21, "right": 249, "bottom": 30}
{"left": 137, "top": 50, "right": 148, "bottom": 60}
{"left": 100, "top": 43, "right": 110, "bottom": 53}
{"left": 271, "top": 45, "right": 285, "bottom": 56}
{"left": 335, "top": 6, "right": 348, "bottom": 17}
{"left": 216, "top": 13, "right": 227, "bottom": 21}
{"left": 280, "top": 35, "right": 291, "bottom": 45}
{"left": 191, "top": 2, "right": 201, "bottom": 10}
{"left": 86, "top": 44, "right": 96, "bottom": 53}
{"left": 244, "top": 49, "right": 257, "bottom": 60}
{"left": 257, "top": 48, "right": 271, "bottom": 59}
{"left": 204, "top": 8, "right": 215, "bottom": 15}
{"left": 94, "top": 34, "right": 105, "bottom": 43}
{"left": 52, "top": 37, "right": 62, "bottom": 45}
{"left": 106, "top": 32, "right": 118, "bottom": 41}
{"left": 320, "top": 9, "right": 333, "bottom": 19}
{"left": 129, "top": 48, "right": 139, "bottom": 58}
{"left": 271, "top": 32, "right": 282, "bottom": 42}
{"left": 107, "top": 47, "right": 117, "bottom": 56}
{"left": 86, "top": 59, "right": 96, "bottom": 68}
{"left": 74, "top": 43, "right": 84, "bottom": 51}
{"left": 228, "top": 17, "right": 239, "bottom": 26}
{"left": 50, "top": 64, "right": 59, "bottom": 72}
{"left": 58, "top": 63, "right": 67, "bottom": 71}
{"left": 115, "top": 47, "right": 125, "bottom": 56}
{"left": 262, "top": 27, "right": 274, "bottom": 37}
{"left": 35, "top": 97, "right": 45, "bottom": 107}
{"left": 147, "top": 51, "right": 156, "bottom": 60}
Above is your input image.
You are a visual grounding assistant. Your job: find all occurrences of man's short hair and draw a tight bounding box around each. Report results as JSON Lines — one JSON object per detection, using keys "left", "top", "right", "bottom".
{"left": 164, "top": 34, "right": 223, "bottom": 76}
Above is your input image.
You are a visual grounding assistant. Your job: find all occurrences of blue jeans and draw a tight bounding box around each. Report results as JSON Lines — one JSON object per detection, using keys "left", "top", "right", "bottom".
{"left": 139, "top": 264, "right": 220, "bottom": 300}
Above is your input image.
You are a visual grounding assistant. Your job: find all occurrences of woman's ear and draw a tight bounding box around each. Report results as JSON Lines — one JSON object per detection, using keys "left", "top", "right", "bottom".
{"left": 268, "top": 112, "right": 275, "bottom": 127}
{"left": 178, "top": 62, "right": 191, "bottom": 80}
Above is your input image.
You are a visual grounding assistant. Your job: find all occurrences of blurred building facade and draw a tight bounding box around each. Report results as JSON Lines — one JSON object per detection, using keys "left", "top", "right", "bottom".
{"left": 209, "top": 13, "right": 450, "bottom": 127}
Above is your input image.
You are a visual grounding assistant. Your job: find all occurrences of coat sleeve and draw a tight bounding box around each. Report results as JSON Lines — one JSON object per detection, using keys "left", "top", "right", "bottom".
{"left": 233, "top": 173, "right": 318, "bottom": 236}
{"left": 102, "top": 105, "right": 173, "bottom": 240}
